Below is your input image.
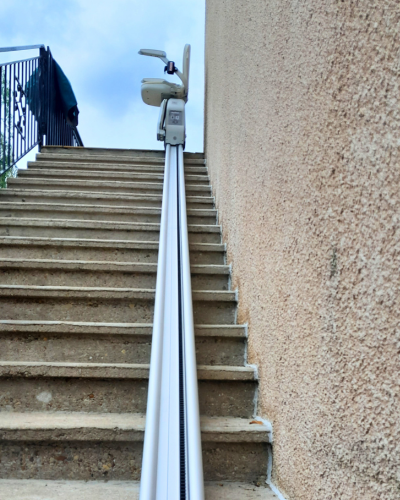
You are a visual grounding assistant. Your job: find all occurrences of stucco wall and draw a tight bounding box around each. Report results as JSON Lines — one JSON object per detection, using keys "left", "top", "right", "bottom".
{"left": 204, "top": 1, "right": 399, "bottom": 499}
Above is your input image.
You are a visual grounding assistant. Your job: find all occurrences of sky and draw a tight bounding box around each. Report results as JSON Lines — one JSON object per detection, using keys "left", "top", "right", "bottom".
{"left": 0, "top": 0, "right": 206, "bottom": 159}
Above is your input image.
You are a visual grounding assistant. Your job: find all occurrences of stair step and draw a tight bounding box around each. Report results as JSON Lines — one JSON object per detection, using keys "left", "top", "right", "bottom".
{"left": 0, "top": 362, "right": 256, "bottom": 417}
{"left": 0, "top": 237, "right": 226, "bottom": 264}
{"left": 28, "top": 160, "right": 208, "bottom": 174}
{"left": 0, "top": 412, "right": 269, "bottom": 442}
{"left": 0, "top": 189, "right": 214, "bottom": 208}
{"left": 0, "top": 322, "right": 246, "bottom": 366}
{"left": 0, "top": 286, "right": 236, "bottom": 323}
{"left": 0, "top": 202, "right": 217, "bottom": 224}
{"left": 0, "top": 413, "right": 269, "bottom": 483}
{"left": 0, "top": 218, "right": 221, "bottom": 243}
{"left": 0, "top": 259, "right": 230, "bottom": 290}
{"left": 0, "top": 361, "right": 254, "bottom": 380}
{"left": 19, "top": 169, "right": 210, "bottom": 184}
{"left": 38, "top": 148, "right": 205, "bottom": 165}
{"left": 8, "top": 178, "right": 211, "bottom": 196}
{"left": 40, "top": 147, "right": 170, "bottom": 160}
{"left": 0, "top": 480, "right": 277, "bottom": 500}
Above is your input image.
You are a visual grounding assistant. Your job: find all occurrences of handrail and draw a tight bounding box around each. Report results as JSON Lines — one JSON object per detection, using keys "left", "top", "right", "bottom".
{"left": 140, "top": 145, "right": 204, "bottom": 500}
{"left": 0, "top": 45, "right": 83, "bottom": 177}
{"left": 0, "top": 44, "right": 45, "bottom": 53}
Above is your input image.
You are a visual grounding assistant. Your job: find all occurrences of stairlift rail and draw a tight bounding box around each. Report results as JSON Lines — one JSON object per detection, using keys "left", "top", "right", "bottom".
{"left": 139, "top": 145, "right": 205, "bottom": 500}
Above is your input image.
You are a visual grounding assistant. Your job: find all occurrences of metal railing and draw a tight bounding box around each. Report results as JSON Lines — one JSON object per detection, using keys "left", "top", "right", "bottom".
{"left": 0, "top": 44, "right": 83, "bottom": 177}
{"left": 140, "top": 144, "right": 204, "bottom": 500}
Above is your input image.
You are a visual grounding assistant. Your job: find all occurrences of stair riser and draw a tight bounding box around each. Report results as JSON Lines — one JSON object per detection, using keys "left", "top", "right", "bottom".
{"left": 0, "top": 379, "right": 255, "bottom": 417}
{"left": 0, "top": 226, "right": 221, "bottom": 244}
{"left": 0, "top": 193, "right": 214, "bottom": 209}
{"left": 8, "top": 180, "right": 210, "bottom": 196}
{"left": 0, "top": 209, "right": 216, "bottom": 225}
{"left": 0, "top": 245, "right": 225, "bottom": 265}
{"left": 19, "top": 171, "right": 210, "bottom": 185}
{"left": 0, "top": 441, "right": 268, "bottom": 482}
{"left": 0, "top": 298, "right": 236, "bottom": 324}
{"left": 0, "top": 269, "right": 229, "bottom": 291}
{"left": 0, "top": 335, "right": 245, "bottom": 366}
{"left": 28, "top": 162, "right": 208, "bottom": 175}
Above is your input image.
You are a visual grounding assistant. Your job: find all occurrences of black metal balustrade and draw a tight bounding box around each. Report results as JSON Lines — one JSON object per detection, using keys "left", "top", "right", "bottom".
{"left": 0, "top": 45, "right": 83, "bottom": 177}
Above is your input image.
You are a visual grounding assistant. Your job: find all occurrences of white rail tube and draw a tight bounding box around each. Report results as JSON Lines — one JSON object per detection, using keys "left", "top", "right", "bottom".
{"left": 139, "top": 145, "right": 171, "bottom": 500}
{"left": 155, "top": 144, "right": 181, "bottom": 498}
{"left": 178, "top": 145, "right": 205, "bottom": 500}
{"left": 139, "top": 145, "right": 204, "bottom": 500}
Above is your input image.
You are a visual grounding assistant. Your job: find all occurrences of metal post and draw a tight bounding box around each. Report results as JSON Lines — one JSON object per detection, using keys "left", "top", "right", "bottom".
{"left": 38, "top": 46, "right": 47, "bottom": 150}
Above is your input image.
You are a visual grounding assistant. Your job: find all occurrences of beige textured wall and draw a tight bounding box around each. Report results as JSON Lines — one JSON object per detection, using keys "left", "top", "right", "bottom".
{"left": 204, "top": 1, "right": 400, "bottom": 499}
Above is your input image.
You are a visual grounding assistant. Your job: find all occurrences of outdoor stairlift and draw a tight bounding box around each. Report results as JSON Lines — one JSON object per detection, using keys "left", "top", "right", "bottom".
{"left": 138, "top": 45, "right": 205, "bottom": 500}
{"left": 139, "top": 44, "right": 190, "bottom": 147}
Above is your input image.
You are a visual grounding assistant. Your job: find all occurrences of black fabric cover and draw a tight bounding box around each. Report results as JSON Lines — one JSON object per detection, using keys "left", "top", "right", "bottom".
{"left": 26, "top": 58, "right": 79, "bottom": 126}
{"left": 54, "top": 60, "right": 79, "bottom": 126}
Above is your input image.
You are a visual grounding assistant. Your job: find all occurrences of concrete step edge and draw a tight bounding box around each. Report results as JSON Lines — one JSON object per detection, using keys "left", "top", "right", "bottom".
{"left": 0, "top": 259, "right": 230, "bottom": 274}
{"left": 0, "top": 361, "right": 255, "bottom": 380}
{"left": 38, "top": 150, "right": 202, "bottom": 158}
{"left": 0, "top": 285, "right": 237, "bottom": 302}
{"left": 28, "top": 161, "right": 208, "bottom": 173}
{"left": 9, "top": 178, "right": 211, "bottom": 191}
{"left": 1, "top": 188, "right": 214, "bottom": 204}
{"left": 20, "top": 169, "right": 210, "bottom": 182}
{"left": 37, "top": 153, "right": 206, "bottom": 166}
{"left": 0, "top": 321, "right": 245, "bottom": 338}
{"left": 0, "top": 202, "right": 217, "bottom": 217}
{"left": 0, "top": 412, "right": 269, "bottom": 442}
{"left": 0, "top": 236, "right": 225, "bottom": 252}
{"left": 0, "top": 480, "right": 276, "bottom": 500}
{"left": 0, "top": 218, "right": 221, "bottom": 233}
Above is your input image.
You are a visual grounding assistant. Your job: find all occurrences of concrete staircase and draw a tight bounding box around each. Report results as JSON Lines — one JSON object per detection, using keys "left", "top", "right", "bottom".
{"left": 0, "top": 147, "right": 275, "bottom": 499}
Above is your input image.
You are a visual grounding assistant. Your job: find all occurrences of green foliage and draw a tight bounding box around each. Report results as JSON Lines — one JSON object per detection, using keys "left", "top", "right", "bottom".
{"left": 0, "top": 70, "right": 15, "bottom": 188}
{"left": 0, "top": 165, "right": 16, "bottom": 189}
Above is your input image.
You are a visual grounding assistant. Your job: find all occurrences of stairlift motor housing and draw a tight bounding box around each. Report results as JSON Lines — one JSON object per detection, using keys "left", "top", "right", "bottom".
{"left": 164, "top": 99, "right": 185, "bottom": 146}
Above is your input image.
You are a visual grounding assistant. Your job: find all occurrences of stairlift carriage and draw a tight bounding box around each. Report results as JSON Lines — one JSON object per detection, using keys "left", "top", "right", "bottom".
{"left": 138, "top": 44, "right": 190, "bottom": 147}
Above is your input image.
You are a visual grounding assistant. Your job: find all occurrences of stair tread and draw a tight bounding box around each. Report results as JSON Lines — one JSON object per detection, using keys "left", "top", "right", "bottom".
{"left": 28, "top": 160, "right": 208, "bottom": 173}
{"left": 0, "top": 285, "right": 236, "bottom": 301}
{"left": 0, "top": 188, "right": 214, "bottom": 203}
{"left": 10, "top": 178, "right": 211, "bottom": 191}
{"left": 0, "top": 202, "right": 216, "bottom": 216}
{"left": 0, "top": 320, "right": 245, "bottom": 337}
{"left": 0, "top": 361, "right": 255, "bottom": 380}
{"left": 0, "top": 480, "right": 276, "bottom": 500}
{"left": 0, "top": 411, "right": 270, "bottom": 439}
{"left": 0, "top": 259, "right": 229, "bottom": 274}
{"left": 19, "top": 169, "right": 209, "bottom": 182}
{"left": 37, "top": 152, "right": 205, "bottom": 165}
{"left": 0, "top": 217, "right": 220, "bottom": 232}
{"left": 0, "top": 236, "right": 224, "bottom": 251}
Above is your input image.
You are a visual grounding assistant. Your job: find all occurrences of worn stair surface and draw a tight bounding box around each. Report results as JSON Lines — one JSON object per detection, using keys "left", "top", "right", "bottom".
{"left": 0, "top": 147, "right": 272, "bottom": 498}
